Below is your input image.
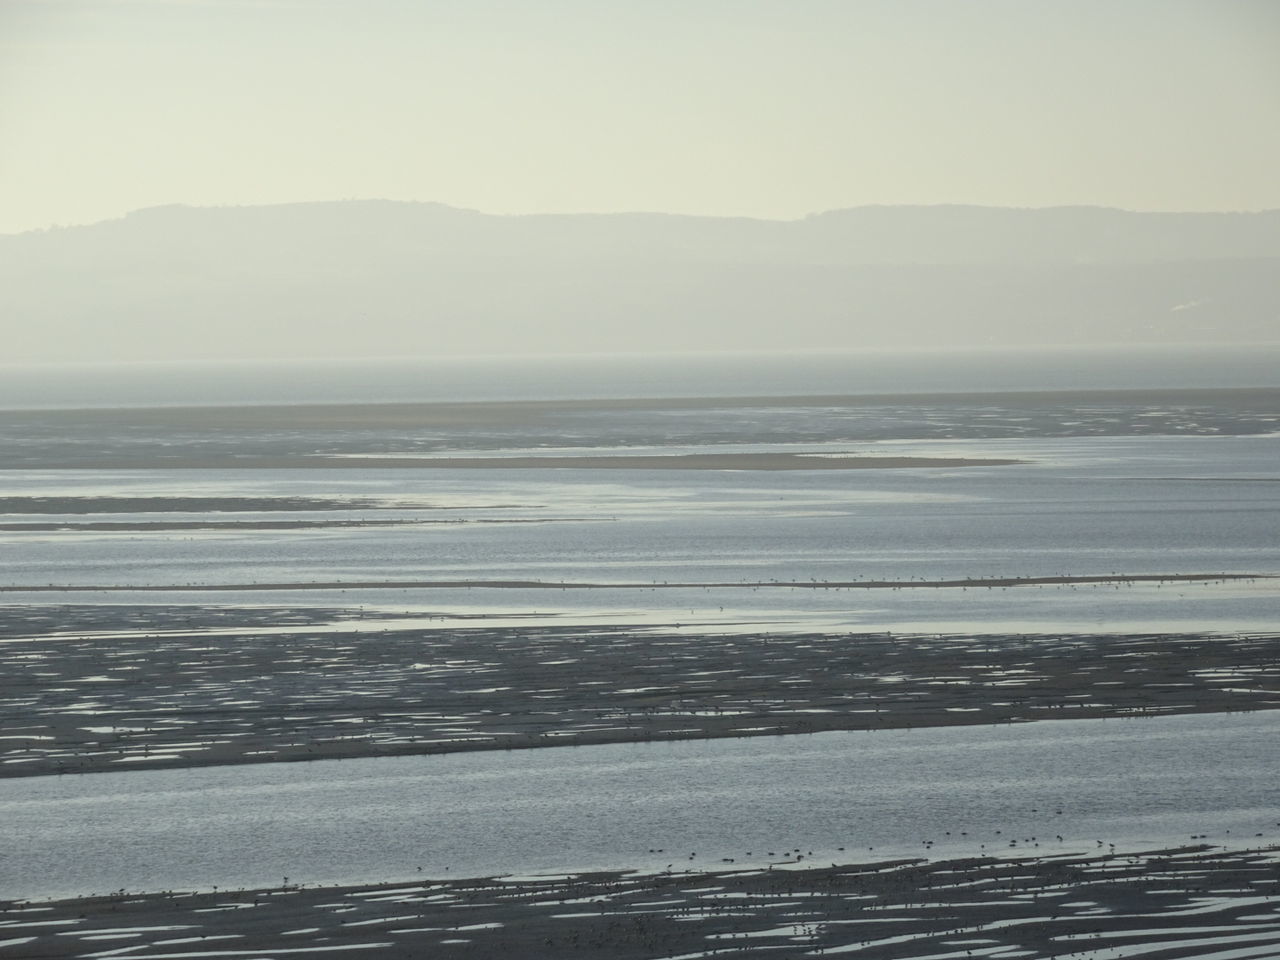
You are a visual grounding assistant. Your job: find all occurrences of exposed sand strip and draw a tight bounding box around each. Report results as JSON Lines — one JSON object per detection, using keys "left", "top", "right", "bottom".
{"left": 4, "top": 615, "right": 1276, "bottom": 777}
{"left": 5, "top": 452, "right": 1020, "bottom": 470}
{"left": 8, "top": 385, "right": 1278, "bottom": 423}
{"left": 0, "top": 518, "right": 592, "bottom": 532}
{"left": 0, "top": 496, "right": 378, "bottom": 514}
{"left": 0, "top": 496, "right": 531, "bottom": 514}
{"left": 1, "top": 572, "right": 1268, "bottom": 593}
{"left": 0, "top": 519, "right": 419, "bottom": 532}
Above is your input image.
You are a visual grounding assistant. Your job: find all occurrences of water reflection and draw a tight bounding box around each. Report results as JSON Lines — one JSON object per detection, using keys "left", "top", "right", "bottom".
{"left": 3, "top": 711, "right": 1277, "bottom": 902}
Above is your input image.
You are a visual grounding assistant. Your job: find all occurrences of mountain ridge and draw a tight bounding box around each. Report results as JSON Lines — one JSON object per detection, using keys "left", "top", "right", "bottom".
{"left": 3, "top": 201, "right": 1276, "bottom": 362}
{"left": 11, "top": 199, "right": 1280, "bottom": 255}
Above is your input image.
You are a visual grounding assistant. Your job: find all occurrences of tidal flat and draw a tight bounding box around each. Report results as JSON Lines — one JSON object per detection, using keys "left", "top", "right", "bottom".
{"left": 2, "top": 609, "right": 1278, "bottom": 777}
{"left": 2, "top": 380, "right": 1278, "bottom": 958}
{"left": 5, "top": 848, "right": 1279, "bottom": 960}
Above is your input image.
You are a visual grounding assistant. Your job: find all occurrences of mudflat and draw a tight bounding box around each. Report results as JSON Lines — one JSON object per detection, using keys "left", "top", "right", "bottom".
{"left": 3, "top": 386, "right": 1277, "bottom": 957}
{"left": 3, "top": 606, "right": 1276, "bottom": 777}
{"left": 6, "top": 846, "right": 1277, "bottom": 959}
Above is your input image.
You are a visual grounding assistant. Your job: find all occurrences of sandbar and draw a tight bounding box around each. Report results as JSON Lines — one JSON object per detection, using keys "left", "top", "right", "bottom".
{"left": 0, "top": 518, "right": 587, "bottom": 532}
{"left": 1, "top": 571, "right": 1267, "bottom": 594}
{"left": 6, "top": 452, "right": 1020, "bottom": 470}
{"left": 4, "top": 608, "right": 1276, "bottom": 778}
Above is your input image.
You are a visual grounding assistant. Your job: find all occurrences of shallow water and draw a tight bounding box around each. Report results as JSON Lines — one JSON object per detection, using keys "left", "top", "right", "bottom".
{"left": 3, "top": 711, "right": 1278, "bottom": 902}
{"left": 2, "top": 435, "right": 1276, "bottom": 632}
{"left": 2, "top": 358, "right": 1277, "bottom": 910}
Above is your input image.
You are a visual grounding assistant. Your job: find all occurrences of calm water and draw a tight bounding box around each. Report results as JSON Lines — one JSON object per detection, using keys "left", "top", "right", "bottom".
{"left": 2, "top": 350, "right": 1277, "bottom": 907}
{"left": 3, "top": 434, "right": 1277, "bottom": 632}
{"left": 2, "top": 711, "right": 1277, "bottom": 902}
{"left": 3, "top": 344, "right": 1279, "bottom": 409}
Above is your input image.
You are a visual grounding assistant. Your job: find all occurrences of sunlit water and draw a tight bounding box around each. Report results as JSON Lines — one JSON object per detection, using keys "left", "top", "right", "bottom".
{"left": 2, "top": 711, "right": 1277, "bottom": 902}
{"left": 2, "top": 435, "right": 1276, "bottom": 632}
{"left": 1, "top": 351, "right": 1277, "bottom": 907}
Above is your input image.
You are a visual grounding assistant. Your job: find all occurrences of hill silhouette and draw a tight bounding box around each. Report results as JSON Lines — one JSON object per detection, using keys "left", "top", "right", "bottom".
{"left": 3, "top": 202, "right": 1276, "bottom": 361}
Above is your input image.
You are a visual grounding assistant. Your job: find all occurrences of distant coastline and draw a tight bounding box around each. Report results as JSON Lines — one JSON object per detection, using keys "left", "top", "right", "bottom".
{"left": 2, "top": 343, "right": 1279, "bottom": 410}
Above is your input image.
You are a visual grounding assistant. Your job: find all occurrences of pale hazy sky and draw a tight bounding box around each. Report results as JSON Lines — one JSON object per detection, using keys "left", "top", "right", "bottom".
{"left": 2, "top": 0, "right": 1278, "bottom": 234}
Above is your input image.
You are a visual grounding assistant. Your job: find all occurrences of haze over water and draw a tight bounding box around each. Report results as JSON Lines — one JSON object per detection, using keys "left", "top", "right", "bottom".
{"left": 5, "top": 3, "right": 1279, "bottom": 955}
{"left": 3, "top": 344, "right": 1279, "bottom": 410}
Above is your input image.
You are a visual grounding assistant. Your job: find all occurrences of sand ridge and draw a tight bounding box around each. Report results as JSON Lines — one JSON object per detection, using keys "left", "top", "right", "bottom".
{"left": 2, "top": 452, "right": 1021, "bottom": 471}
{"left": 1, "top": 571, "right": 1269, "bottom": 594}
{"left": 3, "top": 609, "right": 1276, "bottom": 778}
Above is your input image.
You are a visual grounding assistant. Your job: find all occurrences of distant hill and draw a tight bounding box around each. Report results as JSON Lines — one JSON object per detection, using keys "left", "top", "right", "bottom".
{"left": 3, "top": 202, "right": 1277, "bottom": 362}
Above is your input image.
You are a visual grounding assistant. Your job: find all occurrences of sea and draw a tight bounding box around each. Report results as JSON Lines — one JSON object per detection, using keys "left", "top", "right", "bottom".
{"left": 2, "top": 343, "right": 1279, "bottom": 408}
{"left": 2, "top": 344, "right": 1277, "bottom": 633}
{"left": 1, "top": 344, "right": 1277, "bottom": 901}
{"left": 3, "top": 711, "right": 1278, "bottom": 901}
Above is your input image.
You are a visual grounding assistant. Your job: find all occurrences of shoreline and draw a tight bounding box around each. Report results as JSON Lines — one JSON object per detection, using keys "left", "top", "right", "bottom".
{"left": 5, "top": 384, "right": 1278, "bottom": 418}
{"left": 1, "top": 571, "right": 1269, "bottom": 593}
{"left": 5, "top": 702, "right": 1276, "bottom": 782}
{"left": 5, "top": 846, "right": 1277, "bottom": 959}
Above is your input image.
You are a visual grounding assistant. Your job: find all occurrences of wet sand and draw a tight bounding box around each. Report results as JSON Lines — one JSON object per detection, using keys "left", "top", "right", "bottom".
{"left": 0, "top": 517, "right": 590, "bottom": 532}
{"left": 0, "top": 496, "right": 532, "bottom": 513}
{"left": 5, "top": 386, "right": 1275, "bottom": 469}
{"left": 8, "top": 386, "right": 1279, "bottom": 426}
{"left": 5, "top": 846, "right": 1277, "bottom": 959}
{"left": 0, "top": 496, "right": 381, "bottom": 514}
{"left": 0, "top": 519, "right": 420, "bottom": 532}
{"left": 2, "top": 452, "right": 1020, "bottom": 471}
{"left": 3, "top": 607, "right": 1276, "bottom": 777}
{"left": 1, "top": 571, "right": 1268, "bottom": 594}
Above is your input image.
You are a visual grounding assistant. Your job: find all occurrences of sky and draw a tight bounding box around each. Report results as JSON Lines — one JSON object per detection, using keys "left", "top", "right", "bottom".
{"left": 2, "top": 0, "right": 1279, "bottom": 235}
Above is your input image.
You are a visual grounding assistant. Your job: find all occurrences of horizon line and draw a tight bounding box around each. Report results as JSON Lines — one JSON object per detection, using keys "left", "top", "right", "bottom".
{"left": 7, "top": 198, "right": 1280, "bottom": 236}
